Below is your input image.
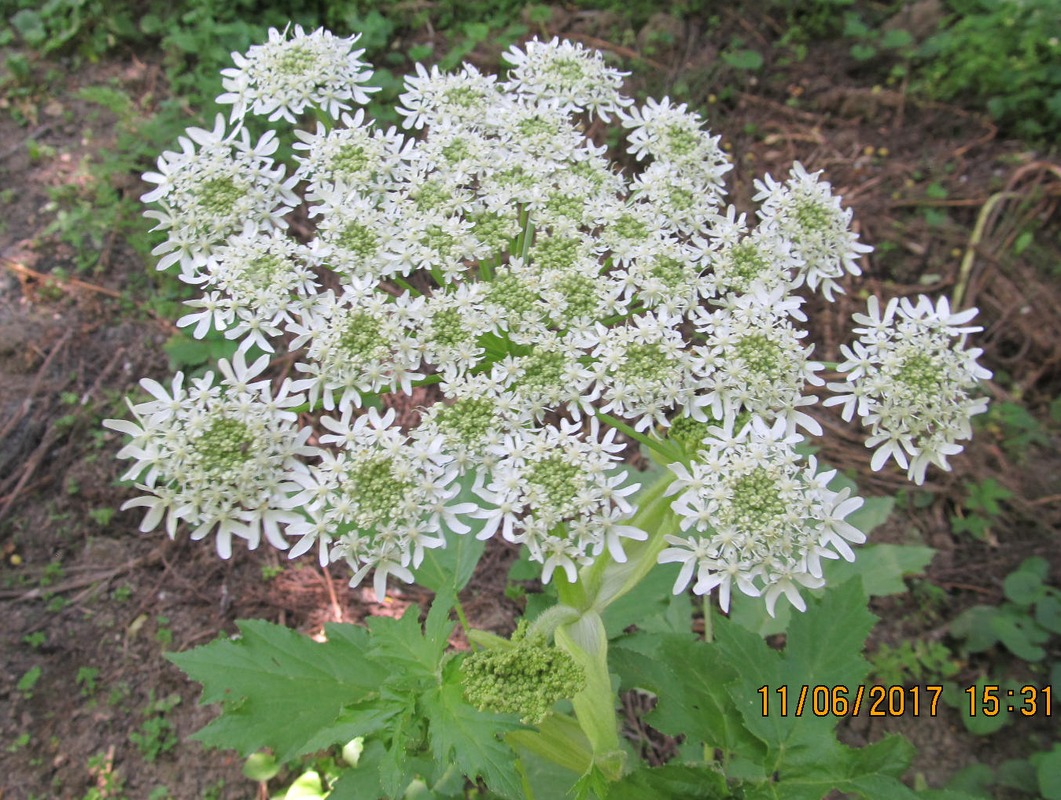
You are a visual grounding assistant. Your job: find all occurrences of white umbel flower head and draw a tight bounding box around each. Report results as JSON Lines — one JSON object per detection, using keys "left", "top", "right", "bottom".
{"left": 754, "top": 162, "right": 872, "bottom": 300}
{"left": 285, "top": 407, "right": 477, "bottom": 600}
{"left": 502, "top": 37, "right": 633, "bottom": 121}
{"left": 397, "top": 62, "right": 500, "bottom": 130}
{"left": 620, "top": 97, "right": 729, "bottom": 176}
{"left": 288, "top": 284, "right": 423, "bottom": 412}
{"left": 825, "top": 295, "right": 992, "bottom": 484}
{"left": 103, "top": 350, "right": 314, "bottom": 559}
{"left": 183, "top": 227, "right": 317, "bottom": 352}
{"left": 586, "top": 312, "right": 707, "bottom": 431}
{"left": 292, "top": 109, "right": 410, "bottom": 200}
{"left": 692, "top": 286, "right": 824, "bottom": 435}
{"left": 142, "top": 117, "right": 299, "bottom": 273}
{"left": 659, "top": 417, "right": 865, "bottom": 616}
{"left": 218, "top": 25, "right": 377, "bottom": 122}
{"left": 474, "top": 418, "right": 645, "bottom": 582}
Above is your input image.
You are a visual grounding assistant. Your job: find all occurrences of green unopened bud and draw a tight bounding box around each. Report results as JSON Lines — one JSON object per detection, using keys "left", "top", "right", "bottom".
{"left": 461, "top": 620, "right": 586, "bottom": 724}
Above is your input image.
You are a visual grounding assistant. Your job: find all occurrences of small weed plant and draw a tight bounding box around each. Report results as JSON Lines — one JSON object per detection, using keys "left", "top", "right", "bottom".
{"left": 105, "top": 27, "right": 998, "bottom": 799}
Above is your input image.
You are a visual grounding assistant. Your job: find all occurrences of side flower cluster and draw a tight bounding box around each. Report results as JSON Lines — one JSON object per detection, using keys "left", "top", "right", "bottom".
{"left": 826, "top": 296, "right": 991, "bottom": 484}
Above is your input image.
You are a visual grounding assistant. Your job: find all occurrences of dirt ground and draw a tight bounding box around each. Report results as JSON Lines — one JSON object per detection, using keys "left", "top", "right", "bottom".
{"left": 1, "top": 7, "right": 1059, "bottom": 800}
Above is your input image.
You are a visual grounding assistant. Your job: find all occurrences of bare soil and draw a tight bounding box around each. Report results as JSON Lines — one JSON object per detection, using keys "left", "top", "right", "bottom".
{"left": 1, "top": 6, "right": 1058, "bottom": 799}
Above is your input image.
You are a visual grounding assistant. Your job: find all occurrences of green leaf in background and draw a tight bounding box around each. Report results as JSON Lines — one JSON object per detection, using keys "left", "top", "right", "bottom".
{"left": 1002, "top": 556, "right": 1049, "bottom": 606}
{"left": 825, "top": 543, "right": 935, "bottom": 597}
{"left": 1032, "top": 744, "right": 1061, "bottom": 800}
{"left": 609, "top": 763, "right": 729, "bottom": 799}
{"left": 723, "top": 48, "right": 764, "bottom": 70}
{"left": 10, "top": 9, "right": 46, "bottom": 47}
{"left": 162, "top": 330, "right": 239, "bottom": 370}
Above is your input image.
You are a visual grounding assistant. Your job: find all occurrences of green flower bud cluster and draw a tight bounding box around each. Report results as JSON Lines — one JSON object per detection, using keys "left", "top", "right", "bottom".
{"left": 461, "top": 621, "right": 586, "bottom": 724}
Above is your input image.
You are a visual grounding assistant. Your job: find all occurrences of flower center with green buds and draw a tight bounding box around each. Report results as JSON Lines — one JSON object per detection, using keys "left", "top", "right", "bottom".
{"left": 422, "top": 225, "right": 456, "bottom": 256}
{"left": 620, "top": 342, "right": 667, "bottom": 383}
{"left": 196, "top": 178, "right": 243, "bottom": 217}
{"left": 430, "top": 307, "right": 466, "bottom": 348}
{"left": 441, "top": 138, "right": 471, "bottom": 163}
{"left": 736, "top": 333, "right": 784, "bottom": 379}
{"left": 350, "top": 456, "right": 413, "bottom": 528}
{"left": 556, "top": 272, "right": 598, "bottom": 319}
{"left": 518, "top": 115, "right": 558, "bottom": 140}
{"left": 189, "top": 416, "right": 257, "bottom": 477}
{"left": 729, "top": 242, "right": 769, "bottom": 287}
{"left": 276, "top": 42, "right": 315, "bottom": 76}
{"left": 650, "top": 255, "right": 688, "bottom": 289}
{"left": 331, "top": 144, "right": 370, "bottom": 178}
{"left": 495, "top": 166, "right": 535, "bottom": 189}
{"left": 668, "top": 187, "right": 695, "bottom": 211}
{"left": 545, "top": 192, "right": 583, "bottom": 221}
{"left": 527, "top": 455, "right": 583, "bottom": 517}
{"left": 486, "top": 271, "right": 538, "bottom": 316}
{"left": 461, "top": 621, "right": 586, "bottom": 724}
{"left": 895, "top": 353, "right": 946, "bottom": 395}
{"left": 471, "top": 212, "right": 511, "bottom": 253}
{"left": 665, "top": 125, "right": 699, "bottom": 158}
{"left": 338, "top": 313, "right": 383, "bottom": 359}
{"left": 413, "top": 180, "right": 451, "bottom": 212}
{"left": 336, "top": 222, "right": 379, "bottom": 257}
{"left": 443, "top": 85, "right": 483, "bottom": 109}
{"left": 612, "top": 213, "right": 648, "bottom": 241}
{"left": 727, "top": 467, "right": 786, "bottom": 532}
{"left": 793, "top": 198, "right": 834, "bottom": 233}
{"left": 568, "top": 159, "right": 607, "bottom": 189}
{"left": 434, "top": 397, "right": 495, "bottom": 448}
{"left": 532, "top": 236, "right": 581, "bottom": 272}
{"left": 668, "top": 415, "right": 711, "bottom": 456}
{"left": 544, "top": 56, "right": 586, "bottom": 84}
{"left": 512, "top": 348, "right": 565, "bottom": 396}
{"left": 242, "top": 253, "right": 286, "bottom": 291}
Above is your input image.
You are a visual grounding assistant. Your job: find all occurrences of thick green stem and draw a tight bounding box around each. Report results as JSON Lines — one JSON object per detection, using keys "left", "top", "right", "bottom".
{"left": 527, "top": 468, "right": 679, "bottom": 782}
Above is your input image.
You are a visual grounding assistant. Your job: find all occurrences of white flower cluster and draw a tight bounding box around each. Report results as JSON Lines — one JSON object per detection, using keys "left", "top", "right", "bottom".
{"left": 103, "top": 351, "right": 314, "bottom": 559}
{"left": 825, "top": 296, "right": 992, "bottom": 485}
{"left": 661, "top": 418, "right": 865, "bottom": 616}
{"left": 109, "top": 30, "right": 989, "bottom": 611}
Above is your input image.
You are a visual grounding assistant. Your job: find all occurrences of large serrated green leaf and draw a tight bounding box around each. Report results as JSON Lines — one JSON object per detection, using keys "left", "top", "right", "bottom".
{"left": 610, "top": 763, "right": 730, "bottom": 799}
{"left": 365, "top": 596, "right": 453, "bottom": 680}
{"left": 718, "top": 581, "right": 895, "bottom": 787}
{"left": 167, "top": 621, "right": 389, "bottom": 761}
{"left": 612, "top": 632, "right": 762, "bottom": 759}
{"left": 784, "top": 580, "right": 875, "bottom": 689}
{"left": 421, "top": 678, "right": 524, "bottom": 799}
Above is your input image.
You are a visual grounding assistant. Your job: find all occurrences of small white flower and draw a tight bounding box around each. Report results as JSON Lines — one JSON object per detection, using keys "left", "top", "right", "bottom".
{"left": 142, "top": 118, "right": 298, "bottom": 273}
{"left": 397, "top": 62, "right": 500, "bottom": 130}
{"left": 586, "top": 312, "right": 706, "bottom": 431}
{"left": 218, "top": 25, "right": 377, "bottom": 122}
{"left": 103, "top": 361, "right": 314, "bottom": 559}
{"left": 293, "top": 109, "right": 410, "bottom": 200}
{"left": 502, "top": 37, "right": 633, "bottom": 121}
{"left": 825, "top": 295, "right": 991, "bottom": 484}
{"left": 661, "top": 418, "right": 865, "bottom": 615}
{"left": 288, "top": 284, "right": 423, "bottom": 412}
{"left": 692, "top": 286, "right": 824, "bottom": 435}
{"left": 474, "top": 418, "right": 643, "bottom": 577}
{"left": 754, "top": 162, "right": 872, "bottom": 300}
